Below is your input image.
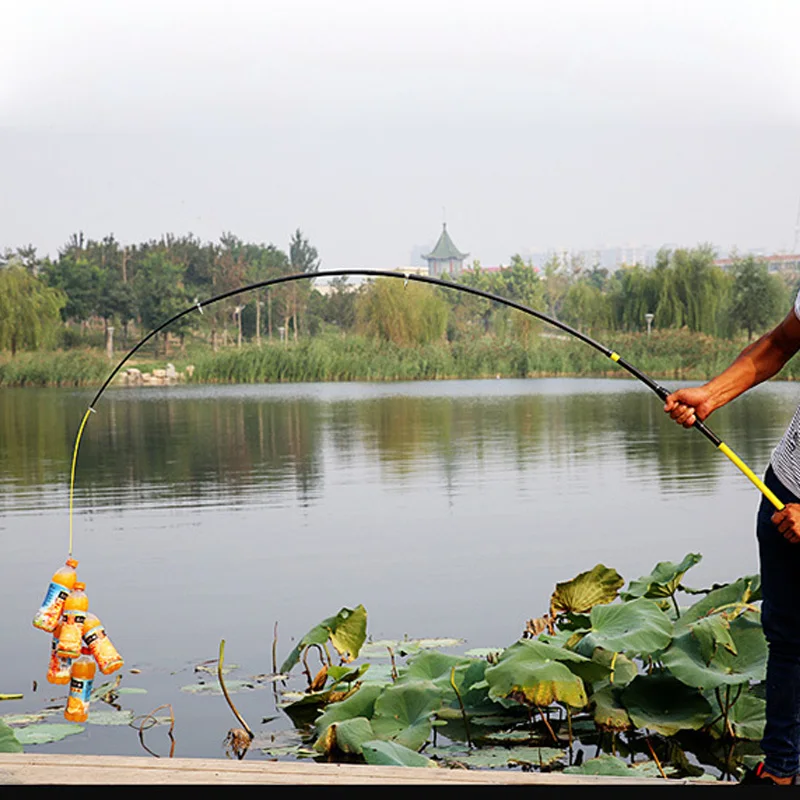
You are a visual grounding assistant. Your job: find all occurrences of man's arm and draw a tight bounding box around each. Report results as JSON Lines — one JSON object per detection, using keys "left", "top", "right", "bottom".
{"left": 663, "top": 307, "right": 800, "bottom": 428}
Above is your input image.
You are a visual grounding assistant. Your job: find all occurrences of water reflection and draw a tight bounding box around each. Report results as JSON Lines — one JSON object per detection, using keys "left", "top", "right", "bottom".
{"left": 1, "top": 380, "right": 798, "bottom": 513}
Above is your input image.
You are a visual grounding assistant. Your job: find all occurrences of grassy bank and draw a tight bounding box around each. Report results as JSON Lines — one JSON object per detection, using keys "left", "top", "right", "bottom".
{"left": 2, "top": 329, "right": 797, "bottom": 388}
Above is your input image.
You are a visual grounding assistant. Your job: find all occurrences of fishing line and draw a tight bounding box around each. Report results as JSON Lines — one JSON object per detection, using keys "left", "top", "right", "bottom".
{"left": 66, "top": 268, "right": 784, "bottom": 553}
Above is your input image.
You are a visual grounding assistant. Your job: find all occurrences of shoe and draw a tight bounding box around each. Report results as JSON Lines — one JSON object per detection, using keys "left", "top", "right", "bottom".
{"left": 740, "top": 761, "right": 798, "bottom": 785}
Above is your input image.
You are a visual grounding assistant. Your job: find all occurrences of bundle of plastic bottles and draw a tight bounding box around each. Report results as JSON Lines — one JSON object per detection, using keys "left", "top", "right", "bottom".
{"left": 32, "top": 558, "right": 124, "bottom": 722}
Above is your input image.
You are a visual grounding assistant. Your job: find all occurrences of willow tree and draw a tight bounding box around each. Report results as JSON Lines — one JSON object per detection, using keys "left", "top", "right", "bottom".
{"left": 0, "top": 266, "right": 66, "bottom": 355}
{"left": 729, "top": 255, "right": 789, "bottom": 342}
{"left": 356, "top": 278, "right": 449, "bottom": 346}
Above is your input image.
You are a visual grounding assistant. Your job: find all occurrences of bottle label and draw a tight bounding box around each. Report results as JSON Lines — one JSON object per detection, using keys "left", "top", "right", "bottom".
{"left": 41, "top": 581, "right": 70, "bottom": 608}
{"left": 69, "top": 677, "right": 94, "bottom": 703}
{"left": 83, "top": 626, "right": 105, "bottom": 645}
{"left": 33, "top": 582, "right": 70, "bottom": 631}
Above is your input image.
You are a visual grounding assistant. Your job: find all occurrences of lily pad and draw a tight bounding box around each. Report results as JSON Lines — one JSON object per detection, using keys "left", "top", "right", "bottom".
{"left": 359, "top": 638, "right": 464, "bottom": 658}
{"left": 550, "top": 564, "right": 625, "bottom": 615}
{"left": 661, "top": 614, "right": 767, "bottom": 690}
{"left": 2, "top": 710, "right": 60, "bottom": 726}
{"left": 116, "top": 687, "right": 148, "bottom": 695}
{"left": 621, "top": 553, "right": 703, "bottom": 601}
{"left": 621, "top": 674, "right": 712, "bottom": 736}
{"left": 0, "top": 720, "right": 23, "bottom": 753}
{"left": 428, "top": 744, "right": 565, "bottom": 769}
{"left": 706, "top": 690, "right": 766, "bottom": 741}
{"left": 87, "top": 710, "right": 135, "bottom": 726}
{"left": 195, "top": 661, "right": 239, "bottom": 675}
{"left": 281, "top": 605, "right": 367, "bottom": 674}
{"left": 179, "top": 679, "right": 256, "bottom": 695}
{"left": 314, "top": 717, "right": 376, "bottom": 755}
{"left": 370, "top": 680, "right": 445, "bottom": 750}
{"left": 362, "top": 739, "right": 437, "bottom": 767}
{"left": 591, "top": 685, "right": 632, "bottom": 732}
{"left": 572, "top": 598, "right": 673, "bottom": 658}
{"left": 14, "top": 723, "right": 84, "bottom": 745}
{"left": 484, "top": 647, "right": 590, "bottom": 710}
{"left": 676, "top": 576, "right": 762, "bottom": 631}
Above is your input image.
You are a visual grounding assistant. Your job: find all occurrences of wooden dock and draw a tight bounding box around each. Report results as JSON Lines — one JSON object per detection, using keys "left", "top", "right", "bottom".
{"left": 0, "top": 753, "right": 730, "bottom": 785}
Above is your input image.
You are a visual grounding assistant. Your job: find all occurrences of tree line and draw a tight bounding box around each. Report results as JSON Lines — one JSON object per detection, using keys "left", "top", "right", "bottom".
{"left": 0, "top": 233, "right": 794, "bottom": 356}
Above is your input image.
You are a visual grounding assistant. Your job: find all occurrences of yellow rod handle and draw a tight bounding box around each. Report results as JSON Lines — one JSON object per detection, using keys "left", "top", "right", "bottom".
{"left": 717, "top": 442, "right": 784, "bottom": 511}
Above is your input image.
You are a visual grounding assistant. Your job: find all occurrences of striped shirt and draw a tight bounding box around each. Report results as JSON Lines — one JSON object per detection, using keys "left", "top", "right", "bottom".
{"left": 769, "top": 290, "right": 800, "bottom": 498}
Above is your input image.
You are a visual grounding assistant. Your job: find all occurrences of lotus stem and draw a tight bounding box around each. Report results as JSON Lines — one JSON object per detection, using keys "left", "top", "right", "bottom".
{"left": 272, "top": 621, "right": 278, "bottom": 675}
{"left": 671, "top": 593, "right": 681, "bottom": 619}
{"left": 536, "top": 704, "right": 559, "bottom": 744}
{"left": 302, "top": 643, "right": 326, "bottom": 687}
{"left": 645, "top": 735, "right": 667, "bottom": 779}
{"left": 449, "top": 666, "right": 472, "bottom": 749}
{"left": 218, "top": 639, "right": 253, "bottom": 740}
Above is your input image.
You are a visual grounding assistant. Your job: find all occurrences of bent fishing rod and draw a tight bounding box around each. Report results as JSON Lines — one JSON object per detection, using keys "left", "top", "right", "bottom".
{"left": 66, "top": 268, "right": 783, "bottom": 554}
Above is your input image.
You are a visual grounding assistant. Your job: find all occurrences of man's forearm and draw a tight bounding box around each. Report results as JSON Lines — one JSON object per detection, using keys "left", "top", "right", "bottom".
{"left": 703, "top": 330, "right": 797, "bottom": 413}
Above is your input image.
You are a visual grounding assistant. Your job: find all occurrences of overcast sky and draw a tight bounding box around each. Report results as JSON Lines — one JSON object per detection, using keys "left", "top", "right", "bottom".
{"left": 2, "top": 0, "right": 800, "bottom": 268}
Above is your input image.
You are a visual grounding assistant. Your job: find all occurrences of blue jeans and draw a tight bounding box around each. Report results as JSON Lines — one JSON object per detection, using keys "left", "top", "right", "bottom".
{"left": 757, "top": 465, "right": 800, "bottom": 778}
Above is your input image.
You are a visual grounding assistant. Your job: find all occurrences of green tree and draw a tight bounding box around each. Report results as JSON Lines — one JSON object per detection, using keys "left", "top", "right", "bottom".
{"left": 356, "top": 278, "right": 448, "bottom": 346}
{"left": 0, "top": 266, "right": 66, "bottom": 354}
{"left": 133, "top": 252, "right": 190, "bottom": 355}
{"left": 287, "top": 229, "right": 320, "bottom": 341}
{"left": 729, "top": 255, "right": 788, "bottom": 342}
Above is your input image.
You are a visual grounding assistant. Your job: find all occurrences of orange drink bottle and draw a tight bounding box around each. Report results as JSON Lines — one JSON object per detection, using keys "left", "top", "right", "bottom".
{"left": 82, "top": 613, "right": 123, "bottom": 674}
{"left": 57, "top": 582, "right": 89, "bottom": 660}
{"left": 64, "top": 646, "right": 95, "bottom": 723}
{"left": 33, "top": 558, "right": 79, "bottom": 632}
{"left": 46, "top": 623, "right": 73, "bottom": 685}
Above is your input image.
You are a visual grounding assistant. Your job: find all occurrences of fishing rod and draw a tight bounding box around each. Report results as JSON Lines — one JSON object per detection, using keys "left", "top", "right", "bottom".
{"left": 66, "top": 267, "right": 783, "bottom": 553}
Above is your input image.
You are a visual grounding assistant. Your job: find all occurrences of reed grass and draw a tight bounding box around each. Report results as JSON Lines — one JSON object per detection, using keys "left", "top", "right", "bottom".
{"left": 1, "top": 329, "right": 794, "bottom": 388}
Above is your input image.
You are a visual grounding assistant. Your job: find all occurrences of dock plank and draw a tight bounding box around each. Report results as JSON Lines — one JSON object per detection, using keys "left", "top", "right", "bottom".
{"left": 0, "top": 754, "right": 728, "bottom": 784}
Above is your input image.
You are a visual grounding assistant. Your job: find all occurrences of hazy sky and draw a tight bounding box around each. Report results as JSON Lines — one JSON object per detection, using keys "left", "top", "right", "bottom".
{"left": 2, "top": 0, "right": 800, "bottom": 268}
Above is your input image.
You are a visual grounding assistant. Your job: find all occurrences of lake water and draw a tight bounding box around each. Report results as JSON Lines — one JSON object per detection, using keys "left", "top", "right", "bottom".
{"left": 2, "top": 377, "right": 798, "bottom": 760}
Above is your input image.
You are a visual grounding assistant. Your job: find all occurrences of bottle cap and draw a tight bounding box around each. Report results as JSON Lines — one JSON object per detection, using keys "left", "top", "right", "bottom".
{"left": 66, "top": 559, "right": 78, "bottom": 568}
{"left": 74, "top": 582, "right": 86, "bottom": 591}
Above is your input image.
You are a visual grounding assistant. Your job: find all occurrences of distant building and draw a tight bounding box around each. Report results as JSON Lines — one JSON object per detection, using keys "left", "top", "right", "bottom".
{"left": 714, "top": 253, "right": 800, "bottom": 274}
{"left": 422, "top": 224, "right": 469, "bottom": 278}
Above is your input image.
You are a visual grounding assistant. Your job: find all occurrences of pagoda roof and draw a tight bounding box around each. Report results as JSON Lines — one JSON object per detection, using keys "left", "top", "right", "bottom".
{"left": 422, "top": 224, "right": 468, "bottom": 261}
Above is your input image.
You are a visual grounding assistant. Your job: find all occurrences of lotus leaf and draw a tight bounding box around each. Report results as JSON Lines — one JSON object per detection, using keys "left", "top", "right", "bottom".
{"left": 675, "top": 576, "right": 762, "bottom": 631}
{"left": 397, "top": 651, "right": 466, "bottom": 683}
{"left": 661, "top": 615, "right": 767, "bottom": 690}
{"left": 327, "top": 664, "right": 370, "bottom": 685}
{"left": 564, "top": 754, "right": 678, "bottom": 778}
{"left": 563, "top": 753, "right": 638, "bottom": 776}
{"left": 314, "top": 683, "right": 384, "bottom": 735}
{"left": 313, "top": 717, "right": 375, "bottom": 755}
{"left": 427, "top": 744, "right": 565, "bottom": 768}
{"left": 179, "top": 679, "right": 255, "bottom": 695}
{"left": 361, "top": 739, "right": 438, "bottom": 767}
{"left": 484, "top": 652, "right": 589, "bottom": 709}
{"left": 280, "top": 605, "right": 367, "bottom": 673}
{"left": 550, "top": 564, "right": 625, "bottom": 615}
{"left": 359, "top": 638, "right": 463, "bottom": 658}
{"left": 500, "top": 639, "right": 610, "bottom": 685}
{"left": 688, "top": 614, "right": 738, "bottom": 665}
{"left": 706, "top": 690, "right": 766, "bottom": 741}
{"left": 621, "top": 674, "right": 712, "bottom": 736}
{"left": 590, "top": 685, "right": 632, "bottom": 732}
{"left": 0, "top": 720, "right": 23, "bottom": 753}
{"left": 87, "top": 710, "right": 135, "bottom": 726}
{"left": 621, "top": 553, "right": 702, "bottom": 601}
{"left": 590, "top": 649, "right": 638, "bottom": 688}
{"left": 13, "top": 723, "right": 84, "bottom": 745}
{"left": 572, "top": 597, "right": 673, "bottom": 658}
{"left": 370, "top": 680, "right": 445, "bottom": 751}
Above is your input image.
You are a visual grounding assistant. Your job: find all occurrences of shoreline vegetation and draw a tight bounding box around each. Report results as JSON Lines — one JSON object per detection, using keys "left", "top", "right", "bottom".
{"left": 2, "top": 329, "right": 799, "bottom": 389}
{"left": 3, "top": 234, "right": 799, "bottom": 389}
